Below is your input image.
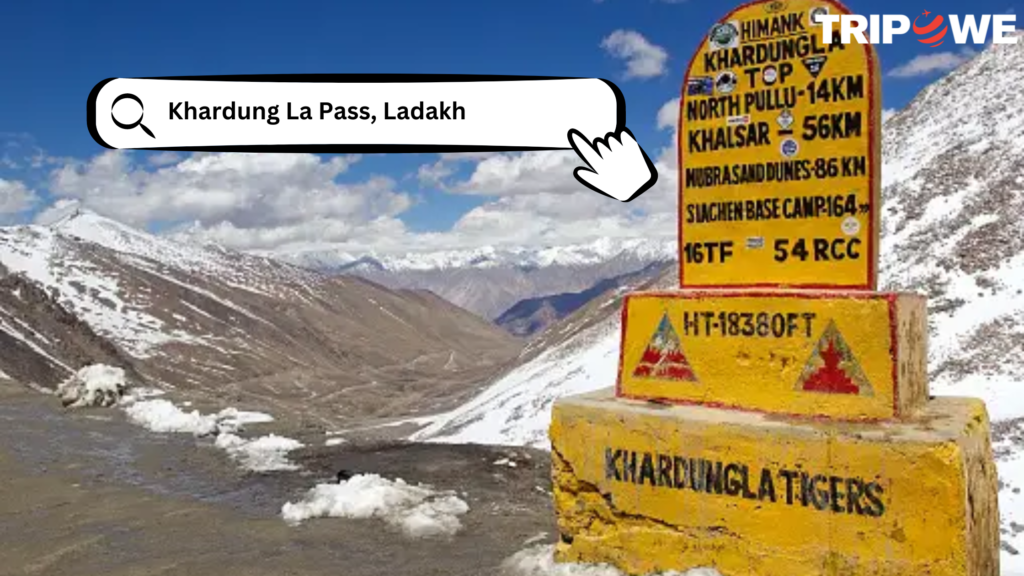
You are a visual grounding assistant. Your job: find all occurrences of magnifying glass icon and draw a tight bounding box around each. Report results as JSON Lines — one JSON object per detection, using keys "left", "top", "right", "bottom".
{"left": 111, "top": 93, "right": 155, "bottom": 138}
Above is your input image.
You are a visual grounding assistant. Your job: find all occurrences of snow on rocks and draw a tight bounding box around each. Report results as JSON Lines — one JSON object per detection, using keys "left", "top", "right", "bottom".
{"left": 281, "top": 473, "right": 470, "bottom": 538}
{"left": 500, "top": 545, "right": 718, "bottom": 576}
{"left": 49, "top": 364, "right": 304, "bottom": 474}
{"left": 56, "top": 364, "right": 130, "bottom": 408}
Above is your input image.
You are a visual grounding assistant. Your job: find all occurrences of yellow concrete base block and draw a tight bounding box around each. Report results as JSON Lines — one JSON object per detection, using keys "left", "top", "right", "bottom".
{"left": 550, "top": 389, "right": 999, "bottom": 576}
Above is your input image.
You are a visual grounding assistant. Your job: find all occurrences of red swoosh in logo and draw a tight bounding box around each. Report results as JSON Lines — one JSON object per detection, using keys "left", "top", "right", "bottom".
{"left": 913, "top": 11, "right": 948, "bottom": 47}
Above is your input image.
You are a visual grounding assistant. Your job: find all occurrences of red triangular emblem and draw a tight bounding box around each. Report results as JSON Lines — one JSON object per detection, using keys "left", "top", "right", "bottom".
{"left": 795, "top": 320, "right": 873, "bottom": 396}
{"left": 633, "top": 313, "right": 698, "bottom": 382}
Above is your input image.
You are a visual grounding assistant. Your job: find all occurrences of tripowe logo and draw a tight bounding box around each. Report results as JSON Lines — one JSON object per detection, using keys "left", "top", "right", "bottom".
{"left": 815, "top": 9, "right": 1017, "bottom": 45}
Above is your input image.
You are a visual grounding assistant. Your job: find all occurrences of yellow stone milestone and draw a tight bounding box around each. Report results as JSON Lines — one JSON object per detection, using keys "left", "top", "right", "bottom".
{"left": 616, "top": 290, "right": 928, "bottom": 420}
{"left": 548, "top": 0, "right": 999, "bottom": 574}
{"left": 550, "top": 388, "right": 999, "bottom": 576}
{"left": 679, "top": 0, "right": 882, "bottom": 289}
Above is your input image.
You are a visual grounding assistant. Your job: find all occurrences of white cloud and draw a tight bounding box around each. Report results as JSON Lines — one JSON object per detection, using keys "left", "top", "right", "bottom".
{"left": 417, "top": 159, "right": 455, "bottom": 186}
{"left": 657, "top": 98, "right": 680, "bottom": 131}
{"left": 284, "top": 140, "right": 678, "bottom": 254}
{"left": 30, "top": 152, "right": 69, "bottom": 169}
{"left": 25, "top": 96, "right": 684, "bottom": 257}
{"left": 33, "top": 146, "right": 681, "bottom": 255}
{"left": 888, "top": 48, "right": 976, "bottom": 78}
{"left": 209, "top": 117, "right": 681, "bottom": 253}
{"left": 0, "top": 179, "right": 39, "bottom": 216}
{"left": 438, "top": 152, "right": 502, "bottom": 162}
{"left": 413, "top": 152, "right": 505, "bottom": 189}
{"left": 1, "top": 133, "right": 71, "bottom": 171}
{"left": 147, "top": 151, "right": 181, "bottom": 166}
{"left": 42, "top": 151, "right": 414, "bottom": 253}
{"left": 446, "top": 151, "right": 582, "bottom": 196}
{"left": 413, "top": 126, "right": 681, "bottom": 250}
{"left": 601, "top": 30, "right": 669, "bottom": 79}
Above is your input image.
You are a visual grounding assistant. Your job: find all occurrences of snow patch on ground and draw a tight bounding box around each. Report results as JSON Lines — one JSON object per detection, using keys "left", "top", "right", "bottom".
{"left": 119, "top": 393, "right": 299, "bottom": 472}
{"left": 215, "top": 433, "right": 304, "bottom": 472}
{"left": 281, "top": 474, "right": 469, "bottom": 538}
{"left": 56, "top": 364, "right": 129, "bottom": 408}
{"left": 325, "top": 437, "right": 347, "bottom": 446}
{"left": 501, "top": 545, "right": 718, "bottom": 576}
{"left": 122, "top": 398, "right": 269, "bottom": 436}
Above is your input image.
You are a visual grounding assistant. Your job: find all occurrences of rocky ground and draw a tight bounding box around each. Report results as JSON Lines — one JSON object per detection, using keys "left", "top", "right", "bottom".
{"left": 0, "top": 381, "right": 556, "bottom": 576}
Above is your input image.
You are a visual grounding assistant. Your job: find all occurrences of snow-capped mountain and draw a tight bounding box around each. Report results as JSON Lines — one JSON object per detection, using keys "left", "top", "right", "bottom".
{"left": 0, "top": 209, "right": 521, "bottom": 425}
{"left": 879, "top": 35, "right": 1024, "bottom": 411}
{"left": 408, "top": 37, "right": 1024, "bottom": 566}
{"left": 282, "top": 238, "right": 677, "bottom": 320}
{"left": 280, "top": 237, "right": 676, "bottom": 273}
{"left": 1, "top": 209, "right": 323, "bottom": 359}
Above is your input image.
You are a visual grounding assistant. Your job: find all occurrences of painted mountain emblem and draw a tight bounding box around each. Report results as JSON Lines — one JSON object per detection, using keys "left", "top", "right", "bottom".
{"left": 632, "top": 313, "right": 698, "bottom": 382}
{"left": 794, "top": 320, "right": 874, "bottom": 396}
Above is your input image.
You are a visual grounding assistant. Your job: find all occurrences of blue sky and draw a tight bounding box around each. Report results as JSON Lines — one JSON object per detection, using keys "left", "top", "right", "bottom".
{"left": 0, "top": 0, "right": 1018, "bottom": 256}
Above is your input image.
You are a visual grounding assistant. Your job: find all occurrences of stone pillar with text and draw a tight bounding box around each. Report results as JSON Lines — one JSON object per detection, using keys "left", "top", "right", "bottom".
{"left": 549, "top": 1, "right": 1000, "bottom": 575}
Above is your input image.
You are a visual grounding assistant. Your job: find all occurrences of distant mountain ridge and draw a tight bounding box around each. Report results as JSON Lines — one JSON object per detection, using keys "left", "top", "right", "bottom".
{"left": 279, "top": 239, "right": 677, "bottom": 320}
{"left": 275, "top": 237, "right": 676, "bottom": 273}
{"left": 494, "top": 262, "right": 671, "bottom": 337}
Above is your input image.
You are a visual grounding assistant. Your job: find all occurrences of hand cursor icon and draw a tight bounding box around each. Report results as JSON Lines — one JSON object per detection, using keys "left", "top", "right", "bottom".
{"left": 568, "top": 127, "right": 658, "bottom": 202}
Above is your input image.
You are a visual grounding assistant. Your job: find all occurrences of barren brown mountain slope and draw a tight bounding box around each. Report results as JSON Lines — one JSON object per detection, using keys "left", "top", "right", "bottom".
{"left": 0, "top": 265, "right": 141, "bottom": 388}
{"left": 0, "top": 210, "right": 521, "bottom": 428}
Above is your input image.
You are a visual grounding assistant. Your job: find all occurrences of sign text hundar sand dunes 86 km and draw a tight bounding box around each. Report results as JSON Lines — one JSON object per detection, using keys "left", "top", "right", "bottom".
{"left": 679, "top": 0, "right": 882, "bottom": 289}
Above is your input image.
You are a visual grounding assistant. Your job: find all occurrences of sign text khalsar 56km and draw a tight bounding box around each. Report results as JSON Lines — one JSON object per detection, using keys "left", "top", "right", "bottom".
{"left": 679, "top": 0, "right": 881, "bottom": 289}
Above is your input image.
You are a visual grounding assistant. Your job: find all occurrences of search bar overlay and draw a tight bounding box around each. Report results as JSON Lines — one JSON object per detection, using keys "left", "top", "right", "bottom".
{"left": 87, "top": 75, "right": 625, "bottom": 152}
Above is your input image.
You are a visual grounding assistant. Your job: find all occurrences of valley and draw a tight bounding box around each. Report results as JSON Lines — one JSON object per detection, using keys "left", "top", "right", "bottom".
{"left": 0, "top": 209, "right": 523, "bottom": 431}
